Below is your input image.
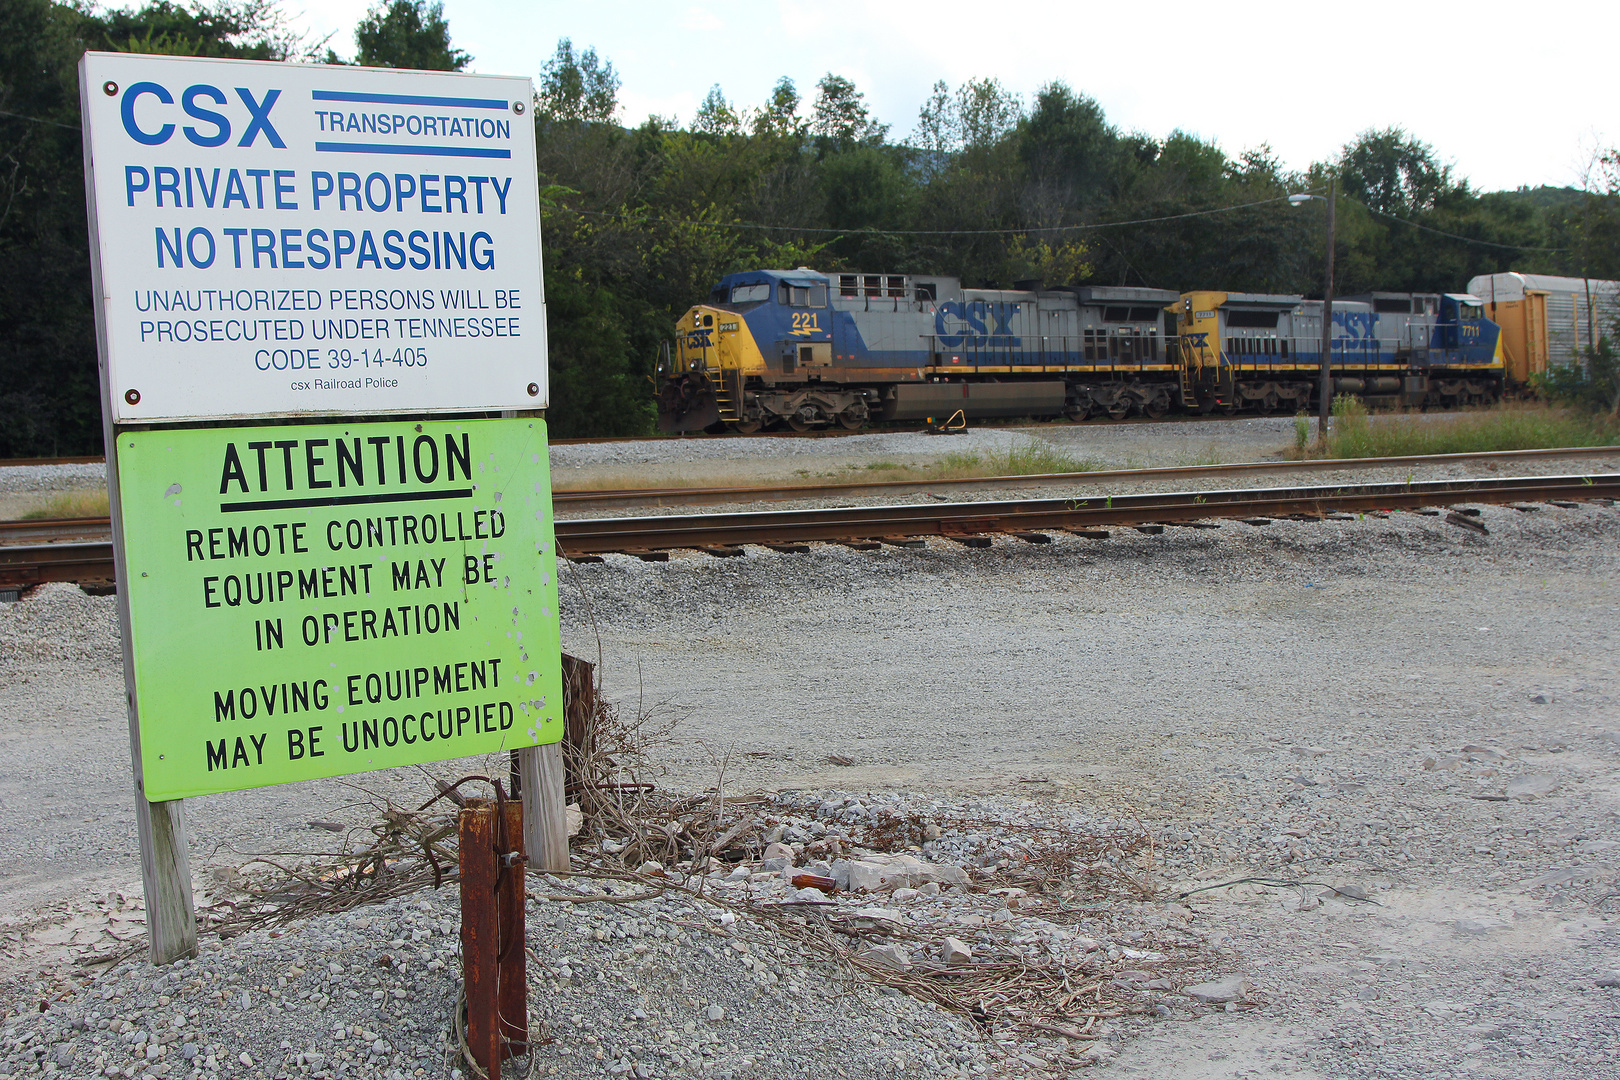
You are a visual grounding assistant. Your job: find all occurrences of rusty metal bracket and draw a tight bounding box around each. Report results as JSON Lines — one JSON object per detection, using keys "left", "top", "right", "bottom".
{"left": 460, "top": 791, "right": 528, "bottom": 1073}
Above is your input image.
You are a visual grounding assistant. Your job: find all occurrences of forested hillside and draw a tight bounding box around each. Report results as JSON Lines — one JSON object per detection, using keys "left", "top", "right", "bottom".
{"left": 2, "top": 0, "right": 1616, "bottom": 447}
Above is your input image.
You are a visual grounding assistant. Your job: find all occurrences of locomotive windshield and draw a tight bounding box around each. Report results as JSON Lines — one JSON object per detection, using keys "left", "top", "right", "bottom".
{"left": 729, "top": 282, "right": 771, "bottom": 305}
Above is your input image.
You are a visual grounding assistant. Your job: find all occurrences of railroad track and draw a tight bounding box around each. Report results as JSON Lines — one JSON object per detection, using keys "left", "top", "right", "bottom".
{"left": 5, "top": 447, "right": 1616, "bottom": 519}
{"left": 2, "top": 474, "right": 1614, "bottom": 587}
{"left": 549, "top": 445, "right": 1620, "bottom": 510}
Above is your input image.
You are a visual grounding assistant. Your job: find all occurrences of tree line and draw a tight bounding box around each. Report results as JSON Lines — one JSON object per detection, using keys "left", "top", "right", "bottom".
{"left": 2, "top": 0, "right": 1617, "bottom": 450}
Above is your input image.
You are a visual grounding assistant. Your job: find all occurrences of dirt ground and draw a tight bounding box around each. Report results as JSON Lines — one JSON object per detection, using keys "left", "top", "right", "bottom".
{"left": 552, "top": 500, "right": 1620, "bottom": 1078}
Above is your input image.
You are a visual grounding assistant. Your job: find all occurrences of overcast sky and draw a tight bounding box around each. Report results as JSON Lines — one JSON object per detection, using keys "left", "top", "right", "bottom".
{"left": 289, "top": 0, "right": 1613, "bottom": 194}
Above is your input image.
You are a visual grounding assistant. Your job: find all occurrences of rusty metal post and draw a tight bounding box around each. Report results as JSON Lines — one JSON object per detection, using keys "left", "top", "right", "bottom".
{"left": 459, "top": 799, "right": 500, "bottom": 1072}
{"left": 460, "top": 796, "right": 528, "bottom": 1073}
{"left": 496, "top": 798, "right": 528, "bottom": 1058}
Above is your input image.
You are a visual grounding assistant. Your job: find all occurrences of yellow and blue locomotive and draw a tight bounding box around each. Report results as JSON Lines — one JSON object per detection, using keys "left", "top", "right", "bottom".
{"left": 1177, "top": 290, "right": 1504, "bottom": 414}
{"left": 656, "top": 269, "right": 1504, "bottom": 432}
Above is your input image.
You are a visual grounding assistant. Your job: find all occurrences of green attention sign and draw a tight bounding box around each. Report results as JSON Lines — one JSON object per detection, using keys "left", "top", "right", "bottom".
{"left": 117, "top": 417, "right": 563, "bottom": 801}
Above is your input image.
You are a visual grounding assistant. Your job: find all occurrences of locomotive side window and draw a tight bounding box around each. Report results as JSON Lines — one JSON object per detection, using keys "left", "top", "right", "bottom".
{"left": 778, "top": 284, "right": 828, "bottom": 307}
{"left": 730, "top": 283, "right": 771, "bottom": 305}
{"left": 1460, "top": 301, "right": 1483, "bottom": 320}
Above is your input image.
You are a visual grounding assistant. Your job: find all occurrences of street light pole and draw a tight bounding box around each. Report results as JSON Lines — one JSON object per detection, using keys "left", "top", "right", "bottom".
{"left": 1317, "top": 177, "right": 1336, "bottom": 445}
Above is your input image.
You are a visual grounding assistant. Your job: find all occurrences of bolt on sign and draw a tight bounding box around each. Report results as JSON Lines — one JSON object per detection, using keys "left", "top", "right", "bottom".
{"left": 117, "top": 418, "right": 562, "bottom": 801}
{"left": 79, "top": 52, "right": 546, "bottom": 421}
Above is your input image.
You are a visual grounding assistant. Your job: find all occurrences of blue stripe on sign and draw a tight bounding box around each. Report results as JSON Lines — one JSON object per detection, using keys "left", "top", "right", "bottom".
{"left": 312, "top": 90, "right": 508, "bottom": 109}
{"left": 314, "top": 142, "right": 512, "bottom": 159}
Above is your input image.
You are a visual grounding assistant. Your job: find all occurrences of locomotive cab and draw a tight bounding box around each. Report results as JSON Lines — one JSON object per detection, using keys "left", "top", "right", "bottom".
{"left": 660, "top": 270, "right": 839, "bottom": 433}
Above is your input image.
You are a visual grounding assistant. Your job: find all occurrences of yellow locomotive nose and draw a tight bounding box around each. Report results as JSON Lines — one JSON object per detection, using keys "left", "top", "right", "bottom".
{"left": 675, "top": 308, "right": 720, "bottom": 373}
{"left": 659, "top": 306, "right": 724, "bottom": 433}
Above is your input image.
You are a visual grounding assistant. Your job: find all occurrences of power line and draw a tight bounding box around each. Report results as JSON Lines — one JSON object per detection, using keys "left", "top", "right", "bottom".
{"left": 557, "top": 193, "right": 1573, "bottom": 253}
{"left": 0, "top": 108, "right": 80, "bottom": 131}
{"left": 1354, "top": 199, "right": 1566, "bottom": 253}
{"left": 555, "top": 195, "right": 1300, "bottom": 236}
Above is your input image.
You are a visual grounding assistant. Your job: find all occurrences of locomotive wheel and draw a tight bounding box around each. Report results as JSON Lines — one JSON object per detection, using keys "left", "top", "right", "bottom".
{"left": 1064, "top": 403, "right": 1091, "bottom": 422}
{"left": 732, "top": 420, "right": 762, "bottom": 434}
{"left": 1142, "top": 399, "right": 1166, "bottom": 419}
{"left": 787, "top": 415, "right": 813, "bottom": 432}
{"left": 1106, "top": 401, "right": 1130, "bottom": 421}
{"left": 1260, "top": 392, "right": 1280, "bottom": 415}
{"left": 837, "top": 411, "right": 866, "bottom": 431}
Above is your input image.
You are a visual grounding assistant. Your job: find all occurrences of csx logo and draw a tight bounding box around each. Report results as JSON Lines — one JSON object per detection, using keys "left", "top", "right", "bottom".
{"left": 1332, "top": 310, "right": 1377, "bottom": 339}
{"left": 934, "top": 300, "right": 1021, "bottom": 348}
{"left": 683, "top": 329, "right": 713, "bottom": 349}
{"left": 120, "top": 81, "right": 285, "bottom": 148}
{"left": 1183, "top": 332, "right": 1210, "bottom": 348}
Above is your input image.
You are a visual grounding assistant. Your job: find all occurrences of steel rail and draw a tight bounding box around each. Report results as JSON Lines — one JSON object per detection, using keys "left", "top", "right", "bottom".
{"left": 2, "top": 475, "right": 1613, "bottom": 587}
{"left": 549, "top": 445, "right": 1620, "bottom": 510}
{"left": 550, "top": 474, "right": 1620, "bottom": 553}
{"left": 0, "top": 517, "right": 113, "bottom": 543}
{"left": 0, "top": 542, "right": 118, "bottom": 587}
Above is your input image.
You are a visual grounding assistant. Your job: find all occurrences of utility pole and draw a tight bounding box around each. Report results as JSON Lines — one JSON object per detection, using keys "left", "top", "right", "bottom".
{"left": 1317, "top": 177, "right": 1336, "bottom": 445}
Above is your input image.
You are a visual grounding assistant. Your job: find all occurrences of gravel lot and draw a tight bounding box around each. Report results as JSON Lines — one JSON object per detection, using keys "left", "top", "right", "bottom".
{"left": 0, "top": 430, "right": 1617, "bottom": 1078}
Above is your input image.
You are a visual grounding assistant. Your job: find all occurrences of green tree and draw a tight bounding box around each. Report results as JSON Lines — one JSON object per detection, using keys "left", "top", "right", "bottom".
{"left": 914, "top": 80, "right": 953, "bottom": 154}
{"left": 1338, "top": 127, "right": 1457, "bottom": 216}
{"left": 97, "top": 0, "right": 303, "bottom": 60}
{"left": 538, "top": 38, "right": 620, "bottom": 124}
{"left": 352, "top": 0, "right": 469, "bottom": 70}
{"left": 691, "top": 84, "right": 740, "bottom": 137}
{"left": 809, "top": 73, "right": 885, "bottom": 147}
{"left": 750, "top": 77, "right": 804, "bottom": 140}
{"left": 955, "top": 77, "right": 1022, "bottom": 149}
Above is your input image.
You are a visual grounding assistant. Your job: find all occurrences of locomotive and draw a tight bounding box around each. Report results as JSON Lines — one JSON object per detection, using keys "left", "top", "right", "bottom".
{"left": 656, "top": 269, "right": 1505, "bottom": 433}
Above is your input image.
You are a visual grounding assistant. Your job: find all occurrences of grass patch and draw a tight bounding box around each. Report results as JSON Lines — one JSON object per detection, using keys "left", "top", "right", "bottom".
{"left": 846, "top": 437, "right": 1101, "bottom": 482}
{"left": 1174, "top": 444, "right": 1227, "bottom": 468}
{"left": 1291, "top": 399, "right": 1620, "bottom": 459}
{"left": 21, "top": 489, "right": 110, "bottom": 519}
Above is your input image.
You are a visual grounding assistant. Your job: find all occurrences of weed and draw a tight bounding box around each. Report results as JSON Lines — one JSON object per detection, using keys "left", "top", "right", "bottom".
{"left": 20, "top": 490, "right": 109, "bottom": 519}
{"left": 977, "top": 437, "right": 1099, "bottom": 476}
{"left": 834, "top": 437, "right": 1099, "bottom": 483}
{"left": 1293, "top": 412, "right": 1310, "bottom": 449}
{"left": 1284, "top": 401, "right": 1618, "bottom": 460}
{"left": 1176, "top": 444, "right": 1226, "bottom": 468}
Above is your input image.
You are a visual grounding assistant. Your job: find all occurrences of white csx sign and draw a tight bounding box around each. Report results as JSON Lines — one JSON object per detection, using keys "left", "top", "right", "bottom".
{"left": 79, "top": 53, "right": 548, "bottom": 422}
